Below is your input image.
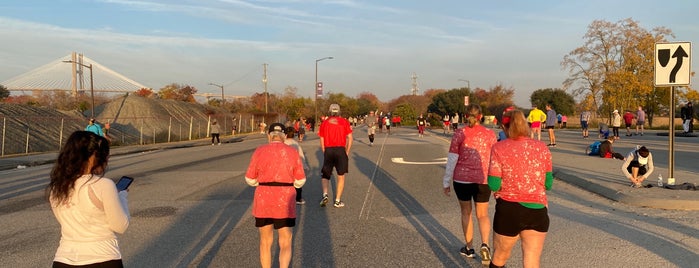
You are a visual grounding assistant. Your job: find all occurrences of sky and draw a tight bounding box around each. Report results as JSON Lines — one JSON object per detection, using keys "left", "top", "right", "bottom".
{"left": 1, "top": 0, "right": 697, "bottom": 107}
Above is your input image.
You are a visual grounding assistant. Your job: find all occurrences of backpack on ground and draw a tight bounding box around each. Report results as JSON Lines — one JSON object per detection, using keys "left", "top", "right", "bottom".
{"left": 586, "top": 141, "right": 602, "bottom": 156}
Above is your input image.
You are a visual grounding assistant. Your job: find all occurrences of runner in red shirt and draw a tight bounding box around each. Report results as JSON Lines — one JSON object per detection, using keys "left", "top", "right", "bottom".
{"left": 318, "top": 104, "right": 353, "bottom": 208}
{"left": 623, "top": 110, "right": 635, "bottom": 136}
{"left": 245, "top": 123, "right": 306, "bottom": 268}
{"left": 442, "top": 105, "right": 497, "bottom": 264}
{"left": 488, "top": 109, "right": 553, "bottom": 268}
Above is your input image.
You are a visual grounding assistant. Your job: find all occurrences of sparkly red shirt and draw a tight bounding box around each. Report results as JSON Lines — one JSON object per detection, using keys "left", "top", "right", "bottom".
{"left": 245, "top": 142, "right": 306, "bottom": 219}
{"left": 449, "top": 125, "right": 498, "bottom": 184}
{"left": 489, "top": 137, "right": 552, "bottom": 205}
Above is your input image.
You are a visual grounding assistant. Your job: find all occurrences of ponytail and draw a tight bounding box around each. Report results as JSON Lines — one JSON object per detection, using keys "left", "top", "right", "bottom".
{"left": 466, "top": 104, "right": 482, "bottom": 128}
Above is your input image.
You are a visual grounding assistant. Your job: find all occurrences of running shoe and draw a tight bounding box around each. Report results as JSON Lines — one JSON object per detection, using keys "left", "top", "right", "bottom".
{"left": 333, "top": 200, "right": 345, "bottom": 208}
{"left": 296, "top": 199, "right": 306, "bottom": 205}
{"left": 459, "top": 246, "right": 475, "bottom": 257}
{"left": 320, "top": 194, "right": 329, "bottom": 207}
{"left": 480, "top": 243, "right": 491, "bottom": 264}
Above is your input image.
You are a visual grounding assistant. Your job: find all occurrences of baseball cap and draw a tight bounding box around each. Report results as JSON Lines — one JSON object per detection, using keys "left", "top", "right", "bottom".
{"left": 329, "top": 103, "right": 340, "bottom": 113}
{"left": 613, "top": 109, "right": 619, "bottom": 113}
{"left": 268, "top": 123, "right": 286, "bottom": 134}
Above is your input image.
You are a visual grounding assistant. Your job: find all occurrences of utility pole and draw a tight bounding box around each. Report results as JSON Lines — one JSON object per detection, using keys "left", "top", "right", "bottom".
{"left": 411, "top": 72, "right": 419, "bottom": 96}
{"left": 262, "top": 63, "right": 268, "bottom": 123}
{"left": 208, "top": 83, "right": 224, "bottom": 102}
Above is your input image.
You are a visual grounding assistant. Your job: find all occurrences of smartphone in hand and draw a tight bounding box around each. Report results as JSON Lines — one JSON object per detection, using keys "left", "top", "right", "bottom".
{"left": 116, "top": 176, "right": 134, "bottom": 191}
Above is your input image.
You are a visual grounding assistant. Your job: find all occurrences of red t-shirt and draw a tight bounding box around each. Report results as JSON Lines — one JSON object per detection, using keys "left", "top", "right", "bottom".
{"left": 319, "top": 116, "right": 352, "bottom": 147}
{"left": 449, "top": 125, "right": 497, "bottom": 184}
{"left": 623, "top": 112, "right": 634, "bottom": 125}
{"left": 489, "top": 137, "right": 552, "bottom": 205}
{"left": 245, "top": 142, "right": 306, "bottom": 219}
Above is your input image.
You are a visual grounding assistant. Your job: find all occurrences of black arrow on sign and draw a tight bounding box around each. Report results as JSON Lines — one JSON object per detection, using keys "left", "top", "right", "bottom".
{"left": 670, "top": 45, "right": 688, "bottom": 83}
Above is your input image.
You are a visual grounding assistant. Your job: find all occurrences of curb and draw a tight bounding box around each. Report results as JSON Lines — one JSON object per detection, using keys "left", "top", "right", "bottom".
{"left": 555, "top": 169, "right": 699, "bottom": 210}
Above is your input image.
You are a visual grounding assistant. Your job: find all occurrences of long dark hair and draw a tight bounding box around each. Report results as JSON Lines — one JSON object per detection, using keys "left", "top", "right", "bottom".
{"left": 47, "top": 131, "right": 110, "bottom": 205}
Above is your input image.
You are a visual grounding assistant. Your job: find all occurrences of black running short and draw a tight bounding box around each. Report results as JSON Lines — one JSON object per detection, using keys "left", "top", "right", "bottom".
{"left": 53, "top": 260, "right": 123, "bottom": 268}
{"left": 321, "top": 147, "right": 349, "bottom": 179}
{"left": 453, "top": 182, "right": 491, "bottom": 203}
{"left": 255, "top": 218, "right": 296, "bottom": 229}
{"left": 493, "top": 198, "right": 549, "bottom": 237}
{"left": 627, "top": 161, "right": 647, "bottom": 176}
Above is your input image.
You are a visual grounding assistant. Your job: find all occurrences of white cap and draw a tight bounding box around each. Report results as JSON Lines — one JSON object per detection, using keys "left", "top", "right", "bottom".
{"left": 329, "top": 103, "right": 340, "bottom": 113}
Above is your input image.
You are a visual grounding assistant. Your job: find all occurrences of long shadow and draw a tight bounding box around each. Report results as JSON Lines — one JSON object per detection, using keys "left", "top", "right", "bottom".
{"left": 184, "top": 186, "right": 254, "bottom": 268}
{"left": 547, "top": 186, "right": 699, "bottom": 266}
{"left": 352, "top": 153, "right": 466, "bottom": 267}
{"left": 125, "top": 173, "right": 255, "bottom": 267}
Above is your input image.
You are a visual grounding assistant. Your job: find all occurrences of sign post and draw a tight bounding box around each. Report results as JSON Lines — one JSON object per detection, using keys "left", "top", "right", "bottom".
{"left": 654, "top": 42, "right": 691, "bottom": 185}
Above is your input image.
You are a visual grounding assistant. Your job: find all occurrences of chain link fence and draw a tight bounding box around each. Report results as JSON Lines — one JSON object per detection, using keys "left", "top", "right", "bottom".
{"left": 0, "top": 113, "right": 275, "bottom": 157}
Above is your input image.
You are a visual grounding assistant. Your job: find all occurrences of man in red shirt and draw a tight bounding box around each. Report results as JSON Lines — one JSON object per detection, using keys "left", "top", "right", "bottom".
{"left": 623, "top": 110, "right": 635, "bottom": 136}
{"left": 318, "top": 104, "right": 353, "bottom": 208}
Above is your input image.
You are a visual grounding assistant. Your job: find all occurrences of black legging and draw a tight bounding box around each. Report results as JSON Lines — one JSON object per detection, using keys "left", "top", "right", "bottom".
{"left": 612, "top": 127, "right": 619, "bottom": 137}
{"left": 211, "top": 133, "right": 220, "bottom": 144}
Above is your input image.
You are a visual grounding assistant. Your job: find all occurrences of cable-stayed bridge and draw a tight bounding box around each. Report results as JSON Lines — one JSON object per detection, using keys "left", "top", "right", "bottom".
{"left": 2, "top": 52, "right": 250, "bottom": 101}
{"left": 1, "top": 52, "right": 148, "bottom": 95}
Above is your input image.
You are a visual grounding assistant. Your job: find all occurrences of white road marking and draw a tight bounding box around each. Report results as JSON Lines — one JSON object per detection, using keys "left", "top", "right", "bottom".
{"left": 390, "top": 157, "right": 447, "bottom": 165}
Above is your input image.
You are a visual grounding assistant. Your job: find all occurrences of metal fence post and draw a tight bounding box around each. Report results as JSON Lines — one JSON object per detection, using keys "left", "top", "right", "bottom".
{"left": 190, "top": 116, "right": 194, "bottom": 141}
{"left": 168, "top": 117, "right": 172, "bottom": 143}
{"left": 140, "top": 118, "right": 144, "bottom": 145}
{"left": 59, "top": 118, "right": 64, "bottom": 150}
{"left": 25, "top": 125, "right": 30, "bottom": 154}
{"left": 2, "top": 117, "right": 5, "bottom": 157}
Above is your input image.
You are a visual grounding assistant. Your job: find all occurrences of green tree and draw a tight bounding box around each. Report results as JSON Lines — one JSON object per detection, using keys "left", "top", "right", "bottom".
{"left": 530, "top": 88, "right": 576, "bottom": 116}
{"left": 0, "top": 84, "right": 9, "bottom": 101}
{"left": 393, "top": 103, "right": 418, "bottom": 125}
{"left": 326, "top": 93, "right": 358, "bottom": 117}
{"left": 427, "top": 88, "right": 471, "bottom": 116}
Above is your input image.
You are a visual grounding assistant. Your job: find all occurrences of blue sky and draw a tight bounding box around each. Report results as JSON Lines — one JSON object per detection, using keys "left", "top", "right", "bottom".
{"left": 1, "top": 0, "right": 697, "bottom": 107}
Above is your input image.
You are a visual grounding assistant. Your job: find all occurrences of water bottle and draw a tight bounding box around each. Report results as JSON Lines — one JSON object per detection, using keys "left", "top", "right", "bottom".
{"left": 657, "top": 174, "right": 663, "bottom": 187}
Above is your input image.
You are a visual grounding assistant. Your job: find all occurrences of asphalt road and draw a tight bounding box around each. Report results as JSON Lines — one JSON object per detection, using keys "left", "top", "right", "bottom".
{"left": 1, "top": 126, "right": 698, "bottom": 267}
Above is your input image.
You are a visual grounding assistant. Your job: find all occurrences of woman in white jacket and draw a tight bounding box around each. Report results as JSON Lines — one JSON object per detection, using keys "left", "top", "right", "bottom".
{"left": 47, "top": 131, "right": 130, "bottom": 267}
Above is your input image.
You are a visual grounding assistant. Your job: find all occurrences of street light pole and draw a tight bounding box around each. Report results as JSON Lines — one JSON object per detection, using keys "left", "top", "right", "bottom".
{"left": 208, "top": 83, "right": 224, "bottom": 102}
{"left": 315, "top": 56, "right": 333, "bottom": 126}
{"left": 63, "top": 60, "right": 94, "bottom": 118}
{"left": 458, "top": 79, "right": 470, "bottom": 89}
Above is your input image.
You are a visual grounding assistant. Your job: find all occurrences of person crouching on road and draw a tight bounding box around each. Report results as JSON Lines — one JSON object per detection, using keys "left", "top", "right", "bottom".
{"left": 442, "top": 104, "right": 497, "bottom": 264}
{"left": 488, "top": 109, "right": 553, "bottom": 268}
{"left": 622, "top": 146, "right": 654, "bottom": 188}
{"left": 244, "top": 123, "right": 306, "bottom": 268}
